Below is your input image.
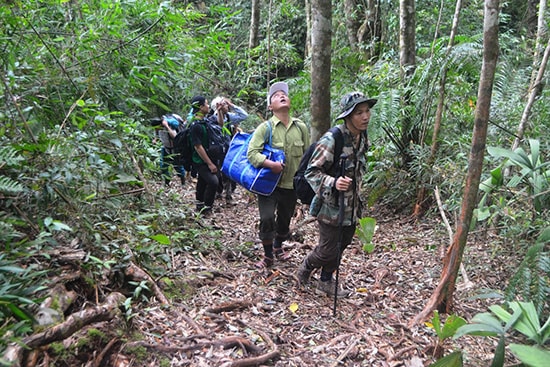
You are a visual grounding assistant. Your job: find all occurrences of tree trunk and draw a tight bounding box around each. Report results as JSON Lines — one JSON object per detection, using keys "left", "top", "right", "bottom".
{"left": 399, "top": 0, "right": 416, "bottom": 79}
{"left": 344, "top": 0, "right": 361, "bottom": 50}
{"left": 527, "top": 0, "right": 543, "bottom": 40}
{"left": 507, "top": 0, "right": 548, "bottom": 163}
{"left": 410, "top": 0, "right": 500, "bottom": 327}
{"left": 310, "top": 0, "right": 332, "bottom": 141}
{"left": 305, "top": 0, "right": 312, "bottom": 58}
{"left": 399, "top": 0, "right": 416, "bottom": 165}
{"left": 358, "top": 0, "right": 382, "bottom": 61}
{"left": 529, "top": 0, "right": 547, "bottom": 86}
{"left": 413, "top": 0, "right": 463, "bottom": 217}
{"left": 510, "top": 39, "right": 550, "bottom": 153}
{"left": 248, "top": 0, "right": 260, "bottom": 49}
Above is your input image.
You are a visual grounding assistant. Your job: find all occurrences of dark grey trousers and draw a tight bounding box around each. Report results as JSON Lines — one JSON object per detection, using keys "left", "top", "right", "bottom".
{"left": 305, "top": 221, "right": 356, "bottom": 274}
{"left": 257, "top": 187, "right": 297, "bottom": 242}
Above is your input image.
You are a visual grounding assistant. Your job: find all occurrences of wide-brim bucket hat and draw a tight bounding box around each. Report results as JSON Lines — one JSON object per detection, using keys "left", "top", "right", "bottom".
{"left": 336, "top": 91, "right": 377, "bottom": 120}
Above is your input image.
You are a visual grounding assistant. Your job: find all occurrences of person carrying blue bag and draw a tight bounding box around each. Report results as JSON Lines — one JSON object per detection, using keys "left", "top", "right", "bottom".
{"left": 247, "top": 82, "right": 310, "bottom": 269}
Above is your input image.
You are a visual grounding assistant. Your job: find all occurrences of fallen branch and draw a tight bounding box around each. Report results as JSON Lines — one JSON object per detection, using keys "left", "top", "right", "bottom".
{"left": 124, "top": 335, "right": 262, "bottom": 354}
{"left": 181, "top": 314, "right": 207, "bottom": 335}
{"left": 205, "top": 300, "right": 252, "bottom": 314}
{"left": 329, "top": 336, "right": 358, "bottom": 367}
{"left": 101, "top": 188, "right": 145, "bottom": 199}
{"left": 3, "top": 292, "right": 126, "bottom": 366}
{"left": 230, "top": 328, "right": 279, "bottom": 367}
{"left": 91, "top": 337, "right": 119, "bottom": 367}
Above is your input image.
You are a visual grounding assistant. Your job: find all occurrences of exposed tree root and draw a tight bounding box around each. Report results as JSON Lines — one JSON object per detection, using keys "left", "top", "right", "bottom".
{"left": 3, "top": 292, "right": 126, "bottom": 367}
{"left": 125, "top": 261, "right": 169, "bottom": 304}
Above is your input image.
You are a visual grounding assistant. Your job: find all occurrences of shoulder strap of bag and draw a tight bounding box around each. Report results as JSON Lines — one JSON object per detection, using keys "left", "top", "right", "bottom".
{"left": 264, "top": 119, "right": 273, "bottom": 146}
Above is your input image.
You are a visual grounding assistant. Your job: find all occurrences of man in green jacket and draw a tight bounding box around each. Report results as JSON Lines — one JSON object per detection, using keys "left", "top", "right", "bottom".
{"left": 297, "top": 91, "right": 377, "bottom": 297}
{"left": 247, "top": 82, "right": 310, "bottom": 268}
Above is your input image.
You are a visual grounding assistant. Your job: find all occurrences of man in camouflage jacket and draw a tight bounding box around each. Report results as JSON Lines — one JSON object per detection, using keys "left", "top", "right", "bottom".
{"left": 297, "top": 91, "right": 377, "bottom": 298}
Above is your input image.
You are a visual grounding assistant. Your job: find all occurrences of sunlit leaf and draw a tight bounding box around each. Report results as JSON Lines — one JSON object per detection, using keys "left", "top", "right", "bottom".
{"left": 509, "top": 344, "right": 550, "bottom": 367}
{"left": 289, "top": 303, "right": 299, "bottom": 313}
{"left": 428, "top": 351, "right": 463, "bottom": 367}
{"left": 151, "top": 234, "right": 171, "bottom": 245}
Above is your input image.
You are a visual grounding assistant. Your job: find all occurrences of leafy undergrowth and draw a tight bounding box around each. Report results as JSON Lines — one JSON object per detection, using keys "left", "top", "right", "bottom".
{"left": 7, "top": 177, "right": 522, "bottom": 367}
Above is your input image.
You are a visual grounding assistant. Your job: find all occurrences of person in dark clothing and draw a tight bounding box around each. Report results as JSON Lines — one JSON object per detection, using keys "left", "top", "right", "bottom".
{"left": 156, "top": 114, "right": 186, "bottom": 186}
{"left": 208, "top": 96, "right": 248, "bottom": 205}
{"left": 189, "top": 95, "right": 219, "bottom": 217}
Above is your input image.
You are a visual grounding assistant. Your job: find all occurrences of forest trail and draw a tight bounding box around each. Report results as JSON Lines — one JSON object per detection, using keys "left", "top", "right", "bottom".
{"left": 122, "top": 179, "right": 512, "bottom": 367}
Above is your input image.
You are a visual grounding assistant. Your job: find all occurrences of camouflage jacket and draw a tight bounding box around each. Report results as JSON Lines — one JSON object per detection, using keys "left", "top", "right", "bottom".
{"left": 305, "top": 123, "right": 367, "bottom": 226}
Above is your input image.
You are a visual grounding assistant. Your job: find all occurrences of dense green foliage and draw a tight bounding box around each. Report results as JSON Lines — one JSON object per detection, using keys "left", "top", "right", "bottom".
{"left": 0, "top": 0, "right": 548, "bottom": 363}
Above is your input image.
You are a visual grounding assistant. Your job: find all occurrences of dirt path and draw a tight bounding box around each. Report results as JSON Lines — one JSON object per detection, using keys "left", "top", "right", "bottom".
{"left": 125, "top": 182, "right": 512, "bottom": 366}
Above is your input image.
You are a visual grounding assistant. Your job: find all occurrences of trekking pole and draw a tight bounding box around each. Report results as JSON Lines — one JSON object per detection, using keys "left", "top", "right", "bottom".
{"left": 333, "top": 154, "right": 348, "bottom": 317}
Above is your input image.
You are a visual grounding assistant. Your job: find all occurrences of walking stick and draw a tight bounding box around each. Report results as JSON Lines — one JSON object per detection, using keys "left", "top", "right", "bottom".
{"left": 333, "top": 154, "right": 348, "bottom": 317}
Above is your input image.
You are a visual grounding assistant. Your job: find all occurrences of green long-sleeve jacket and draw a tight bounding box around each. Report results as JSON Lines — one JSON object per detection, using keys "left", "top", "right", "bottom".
{"left": 247, "top": 116, "right": 310, "bottom": 190}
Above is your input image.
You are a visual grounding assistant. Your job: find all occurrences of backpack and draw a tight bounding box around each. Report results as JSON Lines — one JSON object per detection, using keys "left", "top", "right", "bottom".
{"left": 173, "top": 120, "right": 229, "bottom": 171}
{"left": 200, "top": 120, "right": 230, "bottom": 165}
{"left": 293, "top": 126, "right": 344, "bottom": 205}
{"left": 173, "top": 124, "right": 193, "bottom": 171}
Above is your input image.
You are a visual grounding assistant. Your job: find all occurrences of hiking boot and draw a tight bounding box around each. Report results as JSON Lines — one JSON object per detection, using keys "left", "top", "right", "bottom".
{"left": 200, "top": 206, "right": 212, "bottom": 217}
{"left": 315, "top": 279, "right": 350, "bottom": 298}
{"left": 255, "top": 256, "right": 273, "bottom": 269}
{"left": 296, "top": 260, "right": 312, "bottom": 286}
{"left": 273, "top": 247, "right": 291, "bottom": 261}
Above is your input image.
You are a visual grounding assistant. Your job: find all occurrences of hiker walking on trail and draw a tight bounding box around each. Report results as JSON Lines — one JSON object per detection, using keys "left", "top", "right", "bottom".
{"left": 156, "top": 114, "right": 186, "bottom": 187}
{"left": 296, "top": 91, "right": 377, "bottom": 298}
{"left": 247, "top": 82, "right": 310, "bottom": 269}
{"left": 208, "top": 96, "right": 248, "bottom": 205}
{"left": 189, "top": 95, "right": 220, "bottom": 217}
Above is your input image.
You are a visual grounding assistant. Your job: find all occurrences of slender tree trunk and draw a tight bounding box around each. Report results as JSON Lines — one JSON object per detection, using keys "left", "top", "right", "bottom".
{"left": 248, "top": 0, "right": 260, "bottom": 49}
{"left": 399, "top": 0, "right": 416, "bottom": 165}
{"left": 344, "top": 0, "right": 361, "bottom": 50}
{"left": 410, "top": 0, "right": 500, "bottom": 327}
{"left": 413, "top": 0, "right": 463, "bottom": 217}
{"left": 310, "top": 0, "right": 332, "bottom": 142}
{"left": 399, "top": 0, "right": 416, "bottom": 80}
{"left": 527, "top": 0, "right": 543, "bottom": 40}
{"left": 305, "top": 0, "right": 312, "bottom": 58}
{"left": 359, "top": 0, "right": 382, "bottom": 61}
{"left": 266, "top": 0, "right": 273, "bottom": 95}
{"left": 529, "top": 0, "right": 547, "bottom": 86}
{"left": 511, "top": 39, "right": 550, "bottom": 152}
{"left": 432, "top": 0, "right": 463, "bottom": 159}
{"left": 506, "top": 0, "right": 548, "bottom": 172}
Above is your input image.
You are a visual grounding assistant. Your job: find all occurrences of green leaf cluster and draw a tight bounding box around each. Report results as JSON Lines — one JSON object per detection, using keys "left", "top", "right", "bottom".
{"left": 452, "top": 301, "right": 550, "bottom": 367}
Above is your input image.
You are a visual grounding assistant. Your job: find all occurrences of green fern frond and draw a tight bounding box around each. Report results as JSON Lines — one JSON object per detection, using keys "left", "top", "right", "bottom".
{"left": 506, "top": 242, "right": 550, "bottom": 317}
{"left": 0, "top": 176, "right": 25, "bottom": 194}
{"left": 0, "top": 146, "right": 24, "bottom": 167}
{"left": 0, "top": 221, "right": 23, "bottom": 243}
